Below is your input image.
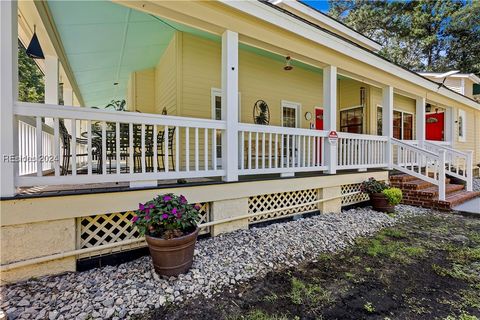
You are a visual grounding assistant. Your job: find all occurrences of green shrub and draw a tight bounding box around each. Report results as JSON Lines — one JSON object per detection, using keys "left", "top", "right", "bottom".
{"left": 382, "top": 187, "right": 403, "bottom": 205}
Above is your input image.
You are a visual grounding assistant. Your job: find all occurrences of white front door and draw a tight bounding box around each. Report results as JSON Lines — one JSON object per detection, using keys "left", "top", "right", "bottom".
{"left": 281, "top": 101, "right": 300, "bottom": 166}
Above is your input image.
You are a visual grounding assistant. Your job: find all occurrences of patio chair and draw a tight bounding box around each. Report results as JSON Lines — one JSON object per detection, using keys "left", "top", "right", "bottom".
{"left": 157, "top": 127, "right": 176, "bottom": 171}
{"left": 59, "top": 119, "right": 100, "bottom": 175}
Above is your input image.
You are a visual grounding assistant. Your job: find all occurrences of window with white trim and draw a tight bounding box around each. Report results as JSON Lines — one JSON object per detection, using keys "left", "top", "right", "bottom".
{"left": 458, "top": 109, "right": 466, "bottom": 142}
{"left": 377, "top": 107, "right": 413, "bottom": 140}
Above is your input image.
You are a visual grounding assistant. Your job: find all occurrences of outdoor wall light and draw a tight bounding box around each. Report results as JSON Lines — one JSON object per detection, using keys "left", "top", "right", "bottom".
{"left": 26, "top": 25, "right": 45, "bottom": 60}
{"left": 425, "top": 103, "right": 432, "bottom": 113}
{"left": 284, "top": 56, "right": 293, "bottom": 71}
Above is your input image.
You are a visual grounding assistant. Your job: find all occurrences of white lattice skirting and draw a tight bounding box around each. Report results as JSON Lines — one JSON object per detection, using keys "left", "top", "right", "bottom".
{"left": 248, "top": 189, "right": 319, "bottom": 223}
{"left": 76, "top": 202, "right": 210, "bottom": 259}
{"left": 341, "top": 183, "right": 369, "bottom": 206}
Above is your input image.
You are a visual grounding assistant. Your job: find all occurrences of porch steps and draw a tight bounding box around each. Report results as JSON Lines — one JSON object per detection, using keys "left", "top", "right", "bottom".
{"left": 389, "top": 174, "right": 480, "bottom": 211}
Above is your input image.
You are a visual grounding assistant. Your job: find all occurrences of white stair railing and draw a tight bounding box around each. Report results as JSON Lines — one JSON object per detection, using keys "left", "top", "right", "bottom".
{"left": 391, "top": 138, "right": 446, "bottom": 200}
{"left": 423, "top": 141, "right": 473, "bottom": 191}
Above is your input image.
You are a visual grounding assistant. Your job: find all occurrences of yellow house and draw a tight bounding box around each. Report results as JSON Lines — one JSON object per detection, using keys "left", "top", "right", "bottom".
{"left": 1, "top": 0, "right": 480, "bottom": 283}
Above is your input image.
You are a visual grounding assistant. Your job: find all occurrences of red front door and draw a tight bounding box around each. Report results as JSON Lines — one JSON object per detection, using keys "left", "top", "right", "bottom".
{"left": 315, "top": 108, "right": 324, "bottom": 130}
{"left": 315, "top": 109, "right": 323, "bottom": 165}
{"left": 426, "top": 112, "right": 444, "bottom": 141}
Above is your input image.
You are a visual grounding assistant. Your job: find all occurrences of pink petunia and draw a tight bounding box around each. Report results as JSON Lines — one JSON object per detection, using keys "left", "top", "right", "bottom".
{"left": 163, "top": 195, "right": 172, "bottom": 202}
{"left": 194, "top": 204, "right": 201, "bottom": 210}
{"left": 179, "top": 195, "right": 187, "bottom": 204}
{"left": 145, "top": 214, "right": 151, "bottom": 221}
{"left": 172, "top": 208, "right": 178, "bottom": 215}
{"left": 131, "top": 216, "right": 139, "bottom": 223}
{"left": 162, "top": 213, "right": 169, "bottom": 220}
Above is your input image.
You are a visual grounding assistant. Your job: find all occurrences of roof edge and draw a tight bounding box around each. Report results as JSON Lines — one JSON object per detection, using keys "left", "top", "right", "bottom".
{"left": 291, "top": 0, "right": 382, "bottom": 51}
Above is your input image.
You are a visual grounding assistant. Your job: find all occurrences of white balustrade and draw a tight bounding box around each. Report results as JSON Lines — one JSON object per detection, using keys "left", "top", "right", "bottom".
{"left": 14, "top": 102, "right": 226, "bottom": 186}
{"left": 15, "top": 101, "right": 473, "bottom": 199}
{"left": 238, "top": 123, "right": 328, "bottom": 174}
{"left": 17, "top": 117, "right": 54, "bottom": 176}
{"left": 337, "top": 133, "right": 389, "bottom": 169}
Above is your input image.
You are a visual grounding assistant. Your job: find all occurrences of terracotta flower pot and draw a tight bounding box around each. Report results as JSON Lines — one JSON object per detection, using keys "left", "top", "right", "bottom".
{"left": 370, "top": 193, "right": 395, "bottom": 213}
{"left": 145, "top": 228, "right": 199, "bottom": 276}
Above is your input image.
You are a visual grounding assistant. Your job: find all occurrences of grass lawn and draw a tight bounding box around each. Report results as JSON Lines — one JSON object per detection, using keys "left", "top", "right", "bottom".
{"left": 138, "top": 212, "right": 480, "bottom": 320}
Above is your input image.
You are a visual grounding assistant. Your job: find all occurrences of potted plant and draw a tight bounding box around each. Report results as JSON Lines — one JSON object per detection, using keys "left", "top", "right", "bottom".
{"left": 131, "top": 193, "right": 201, "bottom": 276}
{"left": 360, "top": 177, "right": 403, "bottom": 213}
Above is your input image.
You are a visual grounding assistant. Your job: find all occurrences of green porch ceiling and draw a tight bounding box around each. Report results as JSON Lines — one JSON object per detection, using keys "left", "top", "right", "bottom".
{"left": 47, "top": 0, "right": 341, "bottom": 108}
{"left": 47, "top": 0, "right": 176, "bottom": 108}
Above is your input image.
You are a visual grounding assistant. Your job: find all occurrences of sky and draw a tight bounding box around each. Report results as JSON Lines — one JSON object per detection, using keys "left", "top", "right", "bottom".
{"left": 301, "top": 0, "right": 330, "bottom": 12}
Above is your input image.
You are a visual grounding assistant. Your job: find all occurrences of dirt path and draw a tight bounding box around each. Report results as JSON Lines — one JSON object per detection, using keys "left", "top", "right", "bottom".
{"left": 137, "top": 212, "right": 480, "bottom": 320}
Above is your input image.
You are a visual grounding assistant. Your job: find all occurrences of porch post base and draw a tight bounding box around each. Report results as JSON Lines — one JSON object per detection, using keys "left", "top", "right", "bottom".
{"left": 318, "top": 186, "right": 342, "bottom": 214}
{"left": 211, "top": 197, "right": 249, "bottom": 237}
{"left": 280, "top": 172, "right": 295, "bottom": 178}
{"left": 129, "top": 180, "right": 157, "bottom": 188}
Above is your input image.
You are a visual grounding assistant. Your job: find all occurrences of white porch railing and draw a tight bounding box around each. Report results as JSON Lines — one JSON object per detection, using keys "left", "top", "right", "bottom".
{"left": 337, "top": 133, "right": 389, "bottom": 169}
{"left": 391, "top": 138, "right": 446, "bottom": 200}
{"left": 237, "top": 123, "right": 328, "bottom": 175}
{"left": 12, "top": 102, "right": 475, "bottom": 200}
{"left": 17, "top": 116, "right": 55, "bottom": 175}
{"left": 14, "top": 102, "right": 226, "bottom": 186}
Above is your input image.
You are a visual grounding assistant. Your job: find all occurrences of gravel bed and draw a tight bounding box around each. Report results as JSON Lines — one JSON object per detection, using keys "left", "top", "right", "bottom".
{"left": 1, "top": 205, "right": 430, "bottom": 320}
{"left": 473, "top": 178, "right": 480, "bottom": 192}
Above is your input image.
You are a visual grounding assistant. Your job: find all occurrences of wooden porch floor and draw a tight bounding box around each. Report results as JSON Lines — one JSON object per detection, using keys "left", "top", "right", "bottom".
{"left": 14, "top": 170, "right": 382, "bottom": 199}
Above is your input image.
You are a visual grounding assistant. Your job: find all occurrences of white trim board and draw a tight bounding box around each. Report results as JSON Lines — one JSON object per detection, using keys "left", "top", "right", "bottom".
{"left": 219, "top": 0, "right": 480, "bottom": 110}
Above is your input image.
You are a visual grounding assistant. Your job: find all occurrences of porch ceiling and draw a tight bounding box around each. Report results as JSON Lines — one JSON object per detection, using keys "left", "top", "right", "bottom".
{"left": 47, "top": 0, "right": 175, "bottom": 108}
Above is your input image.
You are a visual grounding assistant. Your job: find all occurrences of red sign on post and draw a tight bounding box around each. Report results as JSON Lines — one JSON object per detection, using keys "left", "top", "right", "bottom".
{"left": 328, "top": 131, "right": 338, "bottom": 139}
{"left": 328, "top": 130, "right": 338, "bottom": 145}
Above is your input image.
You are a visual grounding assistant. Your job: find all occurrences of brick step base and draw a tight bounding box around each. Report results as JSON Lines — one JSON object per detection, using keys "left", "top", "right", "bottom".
{"left": 389, "top": 173, "right": 480, "bottom": 211}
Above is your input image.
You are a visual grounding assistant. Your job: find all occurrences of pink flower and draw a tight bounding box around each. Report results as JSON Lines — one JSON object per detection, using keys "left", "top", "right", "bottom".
{"left": 138, "top": 203, "right": 145, "bottom": 211}
{"left": 131, "top": 216, "right": 139, "bottom": 223}
{"left": 194, "top": 204, "right": 201, "bottom": 210}
{"left": 161, "top": 213, "right": 169, "bottom": 220}
{"left": 145, "top": 214, "right": 151, "bottom": 221}
{"left": 179, "top": 195, "right": 187, "bottom": 204}
{"left": 163, "top": 195, "right": 172, "bottom": 202}
{"left": 172, "top": 208, "right": 178, "bottom": 215}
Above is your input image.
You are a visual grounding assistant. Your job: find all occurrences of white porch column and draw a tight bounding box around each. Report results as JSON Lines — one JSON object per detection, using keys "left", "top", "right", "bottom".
{"left": 45, "top": 55, "right": 59, "bottom": 105}
{"left": 382, "top": 85, "right": 394, "bottom": 167}
{"left": 416, "top": 97, "right": 426, "bottom": 146}
{"left": 0, "top": 0, "right": 19, "bottom": 197}
{"left": 221, "top": 30, "right": 239, "bottom": 182}
{"left": 323, "top": 65, "right": 337, "bottom": 174}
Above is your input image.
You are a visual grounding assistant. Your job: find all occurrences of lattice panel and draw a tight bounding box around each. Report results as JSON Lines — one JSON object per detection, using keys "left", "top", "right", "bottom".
{"left": 77, "top": 203, "right": 210, "bottom": 259}
{"left": 248, "top": 189, "right": 318, "bottom": 223}
{"left": 341, "top": 183, "right": 369, "bottom": 206}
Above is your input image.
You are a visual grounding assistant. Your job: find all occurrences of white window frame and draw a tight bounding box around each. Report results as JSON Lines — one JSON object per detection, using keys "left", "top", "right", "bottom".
{"left": 210, "top": 88, "right": 242, "bottom": 120}
{"left": 211, "top": 88, "right": 241, "bottom": 165}
{"left": 377, "top": 106, "right": 414, "bottom": 140}
{"left": 339, "top": 105, "right": 365, "bottom": 134}
{"left": 458, "top": 109, "right": 466, "bottom": 142}
{"left": 281, "top": 100, "right": 301, "bottom": 128}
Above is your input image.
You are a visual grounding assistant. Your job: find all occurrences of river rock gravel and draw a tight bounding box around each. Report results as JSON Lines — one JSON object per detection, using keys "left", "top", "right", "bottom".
{"left": 473, "top": 178, "right": 480, "bottom": 192}
{"left": 1, "top": 205, "right": 430, "bottom": 320}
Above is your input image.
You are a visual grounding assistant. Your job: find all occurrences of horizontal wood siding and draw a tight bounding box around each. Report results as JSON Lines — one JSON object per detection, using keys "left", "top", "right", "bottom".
{"left": 156, "top": 33, "right": 177, "bottom": 116}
